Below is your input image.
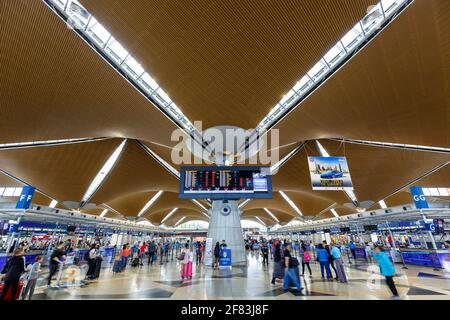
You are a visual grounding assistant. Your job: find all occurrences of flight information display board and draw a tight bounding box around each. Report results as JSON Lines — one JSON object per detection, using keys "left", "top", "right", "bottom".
{"left": 179, "top": 166, "right": 273, "bottom": 199}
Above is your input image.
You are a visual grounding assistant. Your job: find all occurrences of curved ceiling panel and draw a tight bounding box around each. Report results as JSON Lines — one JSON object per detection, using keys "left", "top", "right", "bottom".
{"left": 276, "top": 0, "right": 450, "bottom": 148}
{"left": 0, "top": 139, "right": 122, "bottom": 203}
{"left": 0, "top": 0, "right": 179, "bottom": 146}
{"left": 318, "top": 139, "right": 450, "bottom": 203}
{"left": 81, "top": 0, "right": 373, "bottom": 129}
{"left": 89, "top": 140, "right": 179, "bottom": 205}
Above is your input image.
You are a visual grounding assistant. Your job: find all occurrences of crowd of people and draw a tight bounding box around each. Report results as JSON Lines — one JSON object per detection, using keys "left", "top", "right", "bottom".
{"left": 249, "top": 238, "right": 400, "bottom": 298}
{"left": 0, "top": 235, "right": 411, "bottom": 300}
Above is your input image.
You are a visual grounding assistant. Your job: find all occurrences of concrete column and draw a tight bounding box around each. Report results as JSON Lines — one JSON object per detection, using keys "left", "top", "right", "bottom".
{"left": 207, "top": 200, "right": 246, "bottom": 266}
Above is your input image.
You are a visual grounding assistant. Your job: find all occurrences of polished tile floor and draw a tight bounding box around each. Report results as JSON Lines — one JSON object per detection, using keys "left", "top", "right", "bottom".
{"left": 31, "top": 252, "right": 450, "bottom": 300}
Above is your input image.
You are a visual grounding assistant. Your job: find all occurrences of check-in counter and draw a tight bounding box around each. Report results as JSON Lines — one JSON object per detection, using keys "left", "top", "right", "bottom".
{"left": 400, "top": 248, "right": 450, "bottom": 269}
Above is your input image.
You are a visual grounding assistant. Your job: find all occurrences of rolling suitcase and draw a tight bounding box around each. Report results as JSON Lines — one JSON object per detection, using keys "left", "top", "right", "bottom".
{"left": 0, "top": 280, "right": 24, "bottom": 300}
{"left": 113, "top": 260, "right": 122, "bottom": 273}
{"left": 131, "top": 257, "right": 140, "bottom": 267}
{"left": 94, "top": 257, "right": 102, "bottom": 279}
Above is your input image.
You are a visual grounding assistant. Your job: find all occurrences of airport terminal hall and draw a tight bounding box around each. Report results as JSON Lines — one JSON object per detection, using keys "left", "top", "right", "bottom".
{"left": 1, "top": 0, "right": 450, "bottom": 308}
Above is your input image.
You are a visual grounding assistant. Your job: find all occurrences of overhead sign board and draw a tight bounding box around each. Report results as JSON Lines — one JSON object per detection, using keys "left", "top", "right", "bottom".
{"left": 307, "top": 156, "right": 353, "bottom": 190}
{"left": 410, "top": 186, "right": 429, "bottom": 209}
{"left": 15, "top": 186, "right": 35, "bottom": 209}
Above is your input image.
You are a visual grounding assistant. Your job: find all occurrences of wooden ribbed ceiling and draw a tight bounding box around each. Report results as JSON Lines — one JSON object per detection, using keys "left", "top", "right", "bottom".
{"left": 0, "top": 139, "right": 122, "bottom": 203}
{"left": 80, "top": 0, "right": 373, "bottom": 129}
{"left": 0, "top": 0, "right": 179, "bottom": 146}
{"left": 0, "top": 0, "right": 449, "bottom": 224}
{"left": 276, "top": 0, "right": 450, "bottom": 148}
{"left": 89, "top": 140, "right": 179, "bottom": 205}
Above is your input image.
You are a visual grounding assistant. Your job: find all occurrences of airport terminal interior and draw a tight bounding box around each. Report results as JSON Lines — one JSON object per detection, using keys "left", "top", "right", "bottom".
{"left": 0, "top": 0, "right": 450, "bottom": 302}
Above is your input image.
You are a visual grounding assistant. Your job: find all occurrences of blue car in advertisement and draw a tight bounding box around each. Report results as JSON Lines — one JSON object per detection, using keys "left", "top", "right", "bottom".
{"left": 320, "top": 170, "right": 343, "bottom": 179}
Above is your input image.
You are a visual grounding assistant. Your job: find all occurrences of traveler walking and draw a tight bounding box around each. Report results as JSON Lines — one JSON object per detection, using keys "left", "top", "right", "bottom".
{"left": 47, "top": 243, "right": 66, "bottom": 287}
{"left": 301, "top": 244, "right": 312, "bottom": 277}
{"left": 282, "top": 243, "right": 302, "bottom": 294}
{"left": 147, "top": 241, "right": 156, "bottom": 265}
{"left": 22, "top": 255, "right": 43, "bottom": 300}
{"left": 316, "top": 244, "right": 332, "bottom": 280}
{"left": 260, "top": 242, "right": 269, "bottom": 266}
{"left": 330, "top": 244, "right": 347, "bottom": 283}
{"left": 325, "top": 244, "right": 338, "bottom": 280}
{"left": 120, "top": 244, "right": 130, "bottom": 271}
{"left": 271, "top": 242, "right": 284, "bottom": 284}
{"left": 349, "top": 241, "right": 356, "bottom": 260}
{"left": 213, "top": 242, "right": 220, "bottom": 269}
{"left": 0, "top": 248, "right": 26, "bottom": 300}
{"left": 373, "top": 246, "right": 399, "bottom": 299}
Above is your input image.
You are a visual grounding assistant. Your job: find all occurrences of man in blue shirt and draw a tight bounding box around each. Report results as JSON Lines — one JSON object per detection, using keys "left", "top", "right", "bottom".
{"left": 349, "top": 241, "right": 356, "bottom": 260}
{"left": 331, "top": 244, "right": 347, "bottom": 283}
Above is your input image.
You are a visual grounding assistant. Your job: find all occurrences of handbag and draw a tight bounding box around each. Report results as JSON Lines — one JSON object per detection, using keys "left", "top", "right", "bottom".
{"left": 177, "top": 252, "right": 185, "bottom": 261}
{"left": 290, "top": 257, "right": 299, "bottom": 267}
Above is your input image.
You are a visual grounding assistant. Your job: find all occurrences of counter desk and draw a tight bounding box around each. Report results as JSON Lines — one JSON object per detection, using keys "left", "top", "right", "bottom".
{"left": 400, "top": 248, "right": 450, "bottom": 269}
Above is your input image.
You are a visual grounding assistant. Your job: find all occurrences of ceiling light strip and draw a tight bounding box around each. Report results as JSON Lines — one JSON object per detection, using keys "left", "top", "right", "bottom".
{"left": 0, "top": 137, "right": 107, "bottom": 150}
{"left": 255, "top": 216, "right": 266, "bottom": 227}
{"left": 174, "top": 216, "right": 186, "bottom": 227}
{"left": 379, "top": 200, "right": 387, "bottom": 209}
{"left": 49, "top": 200, "right": 58, "bottom": 208}
{"left": 263, "top": 208, "right": 279, "bottom": 223}
{"left": 43, "top": 0, "right": 198, "bottom": 136}
{"left": 330, "top": 138, "right": 450, "bottom": 154}
{"left": 99, "top": 209, "right": 108, "bottom": 217}
{"left": 279, "top": 191, "right": 304, "bottom": 217}
{"left": 330, "top": 208, "right": 339, "bottom": 218}
{"left": 238, "top": 199, "right": 251, "bottom": 209}
{"left": 161, "top": 208, "right": 178, "bottom": 224}
{"left": 255, "top": 0, "right": 413, "bottom": 133}
{"left": 137, "top": 191, "right": 164, "bottom": 217}
{"left": 80, "top": 139, "right": 127, "bottom": 206}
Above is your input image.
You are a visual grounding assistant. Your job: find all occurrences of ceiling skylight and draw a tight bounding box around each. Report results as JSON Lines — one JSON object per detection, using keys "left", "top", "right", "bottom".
{"left": 80, "top": 139, "right": 127, "bottom": 206}
{"left": 45, "top": 0, "right": 196, "bottom": 133}
{"left": 332, "top": 138, "right": 450, "bottom": 153}
{"left": 0, "top": 137, "right": 101, "bottom": 149}
{"left": 255, "top": 0, "right": 411, "bottom": 132}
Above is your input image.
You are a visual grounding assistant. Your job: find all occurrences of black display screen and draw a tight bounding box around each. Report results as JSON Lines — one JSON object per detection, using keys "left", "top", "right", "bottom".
{"left": 179, "top": 166, "right": 272, "bottom": 200}
{"left": 363, "top": 225, "right": 378, "bottom": 231}
{"left": 340, "top": 227, "right": 350, "bottom": 233}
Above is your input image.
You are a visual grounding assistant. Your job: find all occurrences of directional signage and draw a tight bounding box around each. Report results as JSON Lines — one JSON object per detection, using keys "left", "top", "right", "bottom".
{"left": 15, "top": 186, "right": 36, "bottom": 209}
{"left": 410, "top": 186, "right": 429, "bottom": 209}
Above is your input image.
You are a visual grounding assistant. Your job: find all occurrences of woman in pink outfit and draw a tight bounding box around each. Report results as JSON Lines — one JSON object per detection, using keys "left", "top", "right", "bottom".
{"left": 180, "top": 244, "right": 193, "bottom": 281}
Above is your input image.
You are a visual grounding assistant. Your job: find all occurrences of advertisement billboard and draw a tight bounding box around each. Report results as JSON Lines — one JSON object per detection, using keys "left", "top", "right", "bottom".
{"left": 307, "top": 156, "right": 353, "bottom": 190}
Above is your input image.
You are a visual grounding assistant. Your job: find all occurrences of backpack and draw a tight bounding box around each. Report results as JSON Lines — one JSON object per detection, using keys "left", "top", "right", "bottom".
{"left": 177, "top": 252, "right": 185, "bottom": 261}
{"left": 290, "top": 257, "right": 299, "bottom": 267}
{"left": 303, "top": 251, "right": 311, "bottom": 262}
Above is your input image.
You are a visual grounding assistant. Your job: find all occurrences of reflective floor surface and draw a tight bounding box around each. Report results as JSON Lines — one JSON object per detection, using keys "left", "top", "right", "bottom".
{"left": 31, "top": 252, "right": 450, "bottom": 300}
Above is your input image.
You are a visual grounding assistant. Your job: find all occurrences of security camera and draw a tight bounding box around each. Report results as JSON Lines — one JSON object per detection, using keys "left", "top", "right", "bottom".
{"left": 220, "top": 204, "right": 231, "bottom": 216}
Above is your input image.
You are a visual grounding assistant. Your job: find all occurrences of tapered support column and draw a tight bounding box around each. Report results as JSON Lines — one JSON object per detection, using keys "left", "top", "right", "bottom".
{"left": 207, "top": 200, "right": 247, "bottom": 266}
